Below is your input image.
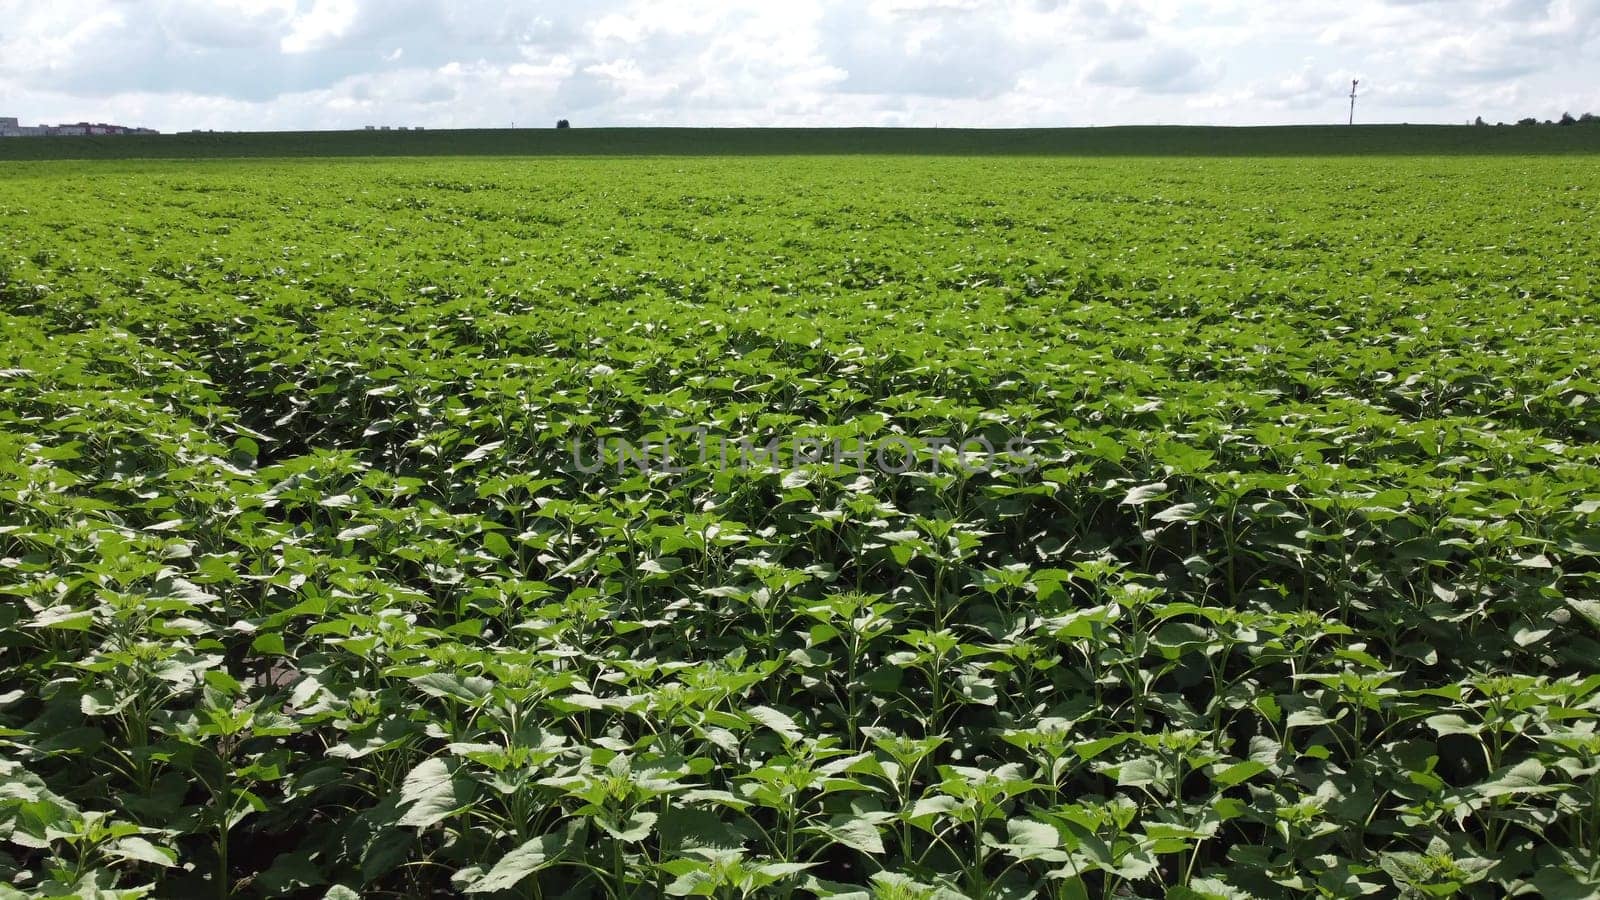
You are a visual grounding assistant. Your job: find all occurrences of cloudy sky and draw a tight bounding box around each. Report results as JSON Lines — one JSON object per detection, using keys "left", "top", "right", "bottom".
{"left": 1, "top": 0, "right": 1596, "bottom": 132}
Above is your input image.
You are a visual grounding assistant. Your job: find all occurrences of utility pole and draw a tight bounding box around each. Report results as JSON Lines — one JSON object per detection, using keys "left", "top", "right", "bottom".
{"left": 1348, "top": 79, "right": 1359, "bottom": 126}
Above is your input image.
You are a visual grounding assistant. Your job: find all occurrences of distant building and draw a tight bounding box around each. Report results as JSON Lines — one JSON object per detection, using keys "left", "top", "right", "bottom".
{"left": 0, "top": 117, "right": 44, "bottom": 137}
{"left": 0, "top": 116, "right": 158, "bottom": 138}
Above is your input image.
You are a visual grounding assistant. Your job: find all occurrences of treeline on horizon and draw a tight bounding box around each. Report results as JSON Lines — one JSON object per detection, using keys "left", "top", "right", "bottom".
{"left": 3, "top": 121, "right": 1600, "bottom": 161}
{"left": 1476, "top": 111, "right": 1599, "bottom": 126}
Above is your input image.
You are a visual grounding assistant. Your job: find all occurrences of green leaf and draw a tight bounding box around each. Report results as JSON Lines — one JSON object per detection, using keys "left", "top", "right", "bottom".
{"left": 598, "top": 811, "right": 657, "bottom": 843}
{"left": 1211, "top": 760, "right": 1269, "bottom": 788}
{"left": 461, "top": 440, "right": 505, "bottom": 463}
{"left": 755, "top": 862, "right": 814, "bottom": 882}
{"left": 1152, "top": 502, "right": 1202, "bottom": 523}
{"left": 747, "top": 705, "right": 803, "bottom": 743}
{"left": 410, "top": 673, "right": 495, "bottom": 705}
{"left": 1168, "top": 877, "right": 1252, "bottom": 900}
{"left": 483, "top": 531, "right": 513, "bottom": 557}
{"left": 398, "top": 758, "right": 475, "bottom": 828}
{"left": 1532, "top": 866, "right": 1600, "bottom": 900}
{"left": 1566, "top": 596, "right": 1600, "bottom": 630}
{"left": 251, "top": 632, "right": 288, "bottom": 655}
{"left": 336, "top": 524, "right": 381, "bottom": 542}
{"left": 1426, "top": 714, "right": 1483, "bottom": 737}
{"left": 29, "top": 607, "right": 93, "bottom": 631}
{"left": 106, "top": 836, "right": 177, "bottom": 868}
{"left": 1120, "top": 482, "right": 1170, "bottom": 506}
{"left": 1115, "top": 757, "right": 1163, "bottom": 787}
{"left": 1472, "top": 758, "right": 1549, "bottom": 799}
{"left": 906, "top": 795, "right": 959, "bottom": 826}
{"left": 1072, "top": 735, "right": 1129, "bottom": 761}
{"left": 462, "top": 831, "right": 570, "bottom": 893}
{"left": 813, "top": 817, "right": 886, "bottom": 856}
{"left": 1286, "top": 708, "right": 1339, "bottom": 729}
{"left": 999, "top": 818, "right": 1064, "bottom": 861}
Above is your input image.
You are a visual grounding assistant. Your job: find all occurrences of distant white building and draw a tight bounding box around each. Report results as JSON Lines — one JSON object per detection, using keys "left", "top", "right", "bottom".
{"left": 0, "top": 117, "right": 42, "bottom": 137}
{"left": 0, "top": 116, "right": 159, "bottom": 138}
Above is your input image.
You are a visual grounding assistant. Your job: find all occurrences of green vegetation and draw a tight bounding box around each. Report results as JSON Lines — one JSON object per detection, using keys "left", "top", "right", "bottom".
{"left": 1, "top": 154, "right": 1598, "bottom": 898}
{"left": 1, "top": 123, "right": 1600, "bottom": 161}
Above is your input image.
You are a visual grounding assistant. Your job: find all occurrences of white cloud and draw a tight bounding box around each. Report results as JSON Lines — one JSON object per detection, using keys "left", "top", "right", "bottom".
{"left": 0, "top": 0, "right": 1594, "bottom": 130}
{"left": 160, "top": 0, "right": 296, "bottom": 49}
{"left": 280, "top": 0, "right": 360, "bottom": 54}
{"left": 1084, "top": 48, "right": 1216, "bottom": 94}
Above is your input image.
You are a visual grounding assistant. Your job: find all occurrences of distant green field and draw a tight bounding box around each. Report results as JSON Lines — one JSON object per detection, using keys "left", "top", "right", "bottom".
{"left": 1, "top": 123, "right": 1599, "bottom": 160}
{"left": 3, "top": 155, "right": 1599, "bottom": 898}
